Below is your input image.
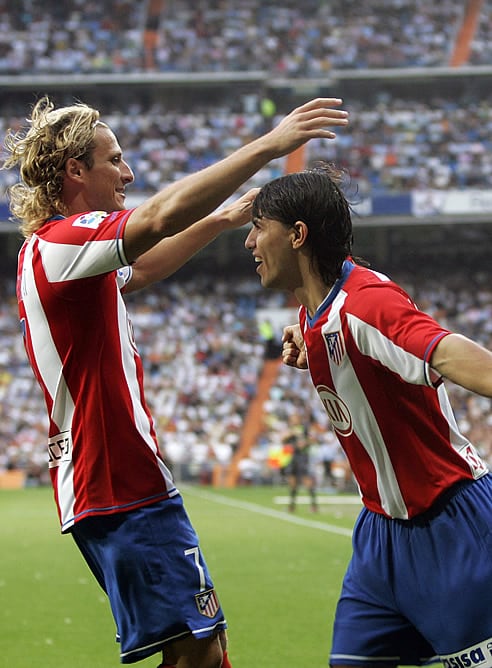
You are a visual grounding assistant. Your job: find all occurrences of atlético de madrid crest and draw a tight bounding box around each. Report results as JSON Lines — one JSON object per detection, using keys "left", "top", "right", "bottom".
{"left": 195, "top": 588, "right": 220, "bottom": 618}
{"left": 324, "top": 330, "right": 345, "bottom": 365}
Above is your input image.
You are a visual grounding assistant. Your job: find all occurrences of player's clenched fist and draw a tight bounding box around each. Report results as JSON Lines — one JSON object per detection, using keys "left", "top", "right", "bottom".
{"left": 282, "top": 324, "right": 308, "bottom": 369}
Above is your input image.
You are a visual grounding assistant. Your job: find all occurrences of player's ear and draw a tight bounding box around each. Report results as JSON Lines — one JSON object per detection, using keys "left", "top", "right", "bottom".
{"left": 65, "top": 157, "right": 84, "bottom": 181}
{"left": 291, "top": 220, "right": 308, "bottom": 249}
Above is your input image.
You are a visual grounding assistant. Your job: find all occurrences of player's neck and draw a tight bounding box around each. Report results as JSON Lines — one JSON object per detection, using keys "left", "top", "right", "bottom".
{"left": 295, "top": 274, "right": 333, "bottom": 318}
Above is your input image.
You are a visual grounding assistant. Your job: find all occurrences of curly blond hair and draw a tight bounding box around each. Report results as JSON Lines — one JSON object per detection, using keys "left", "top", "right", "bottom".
{"left": 2, "top": 96, "right": 102, "bottom": 238}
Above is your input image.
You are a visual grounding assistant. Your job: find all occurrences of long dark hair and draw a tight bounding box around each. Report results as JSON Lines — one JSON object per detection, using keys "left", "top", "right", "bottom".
{"left": 252, "top": 164, "right": 357, "bottom": 285}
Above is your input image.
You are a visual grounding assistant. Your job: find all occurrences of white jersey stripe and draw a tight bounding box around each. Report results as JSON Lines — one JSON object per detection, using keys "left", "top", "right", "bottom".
{"left": 56, "top": 459, "right": 76, "bottom": 530}
{"left": 436, "top": 384, "right": 470, "bottom": 452}
{"left": 21, "top": 237, "right": 76, "bottom": 522}
{"left": 347, "top": 312, "right": 431, "bottom": 387}
{"left": 116, "top": 290, "right": 159, "bottom": 454}
{"left": 21, "top": 239, "right": 64, "bottom": 402}
{"left": 326, "top": 294, "right": 408, "bottom": 519}
{"left": 38, "top": 237, "right": 125, "bottom": 281}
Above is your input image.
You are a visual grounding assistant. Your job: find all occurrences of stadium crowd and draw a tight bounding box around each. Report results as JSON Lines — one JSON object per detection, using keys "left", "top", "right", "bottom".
{"left": 2, "top": 268, "right": 492, "bottom": 488}
{"left": 0, "top": 0, "right": 489, "bottom": 74}
{"left": 2, "top": 93, "right": 492, "bottom": 207}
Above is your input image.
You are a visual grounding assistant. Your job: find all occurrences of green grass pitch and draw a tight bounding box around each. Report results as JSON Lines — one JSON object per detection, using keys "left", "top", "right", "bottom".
{"left": 0, "top": 485, "right": 435, "bottom": 667}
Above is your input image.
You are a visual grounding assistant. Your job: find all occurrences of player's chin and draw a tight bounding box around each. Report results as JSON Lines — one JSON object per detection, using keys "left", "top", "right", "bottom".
{"left": 262, "top": 274, "right": 283, "bottom": 291}
{"left": 255, "top": 267, "right": 267, "bottom": 287}
{"left": 260, "top": 276, "right": 275, "bottom": 290}
{"left": 114, "top": 193, "right": 126, "bottom": 209}
{"left": 257, "top": 267, "right": 272, "bottom": 288}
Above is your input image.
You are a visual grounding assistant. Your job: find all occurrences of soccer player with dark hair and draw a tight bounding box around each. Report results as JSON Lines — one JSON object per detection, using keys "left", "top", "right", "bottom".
{"left": 245, "top": 164, "right": 492, "bottom": 668}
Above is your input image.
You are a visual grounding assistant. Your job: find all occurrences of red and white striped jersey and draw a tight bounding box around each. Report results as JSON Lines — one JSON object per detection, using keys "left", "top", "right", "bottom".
{"left": 300, "top": 260, "right": 488, "bottom": 519}
{"left": 17, "top": 211, "right": 177, "bottom": 532}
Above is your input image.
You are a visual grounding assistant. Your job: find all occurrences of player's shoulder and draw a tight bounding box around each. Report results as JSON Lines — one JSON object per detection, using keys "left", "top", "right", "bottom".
{"left": 345, "top": 264, "right": 414, "bottom": 310}
{"left": 348, "top": 264, "right": 408, "bottom": 294}
{"left": 38, "top": 210, "right": 131, "bottom": 244}
{"left": 36, "top": 211, "right": 106, "bottom": 238}
{"left": 49, "top": 210, "right": 110, "bottom": 230}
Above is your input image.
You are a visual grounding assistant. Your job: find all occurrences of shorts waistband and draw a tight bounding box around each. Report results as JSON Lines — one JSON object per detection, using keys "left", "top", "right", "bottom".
{"left": 398, "top": 476, "right": 483, "bottom": 526}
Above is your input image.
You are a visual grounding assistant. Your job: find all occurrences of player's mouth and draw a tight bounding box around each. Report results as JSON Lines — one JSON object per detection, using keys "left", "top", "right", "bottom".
{"left": 254, "top": 256, "right": 263, "bottom": 274}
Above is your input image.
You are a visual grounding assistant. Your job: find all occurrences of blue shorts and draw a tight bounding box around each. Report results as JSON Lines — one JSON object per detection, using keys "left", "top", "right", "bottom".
{"left": 71, "top": 495, "right": 227, "bottom": 664}
{"left": 331, "top": 475, "right": 492, "bottom": 667}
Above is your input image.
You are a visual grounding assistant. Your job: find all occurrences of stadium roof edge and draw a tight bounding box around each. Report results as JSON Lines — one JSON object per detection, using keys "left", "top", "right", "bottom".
{"left": 2, "top": 65, "right": 492, "bottom": 89}
{"left": 0, "top": 71, "right": 269, "bottom": 88}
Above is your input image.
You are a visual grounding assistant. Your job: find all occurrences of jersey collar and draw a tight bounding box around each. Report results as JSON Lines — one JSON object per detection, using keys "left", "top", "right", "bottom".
{"left": 306, "top": 259, "right": 355, "bottom": 327}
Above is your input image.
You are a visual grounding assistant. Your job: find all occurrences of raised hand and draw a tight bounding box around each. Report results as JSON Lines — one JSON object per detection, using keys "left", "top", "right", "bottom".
{"left": 218, "top": 188, "right": 260, "bottom": 231}
{"left": 265, "top": 97, "right": 349, "bottom": 159}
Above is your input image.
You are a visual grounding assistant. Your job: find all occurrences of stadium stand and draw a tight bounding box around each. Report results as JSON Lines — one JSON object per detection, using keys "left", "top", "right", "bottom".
{"left": 1, "top": 0, "right": 490, "bottom": 74}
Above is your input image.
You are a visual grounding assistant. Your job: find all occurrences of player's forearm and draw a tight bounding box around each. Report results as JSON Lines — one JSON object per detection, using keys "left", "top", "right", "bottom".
{"left": 125, "top": 212, "right": 229, "bottom": 292}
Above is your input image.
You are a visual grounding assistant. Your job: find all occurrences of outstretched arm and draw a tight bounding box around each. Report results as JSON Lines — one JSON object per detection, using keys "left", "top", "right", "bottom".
{"left": 123, "top": 98, "right": 348, "bottom": 262}
{"left": 126, "top": 189, "right": 258, "bottom": 292}
{"left": 431, "top": 333, "right": 492, "bottom": 397}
